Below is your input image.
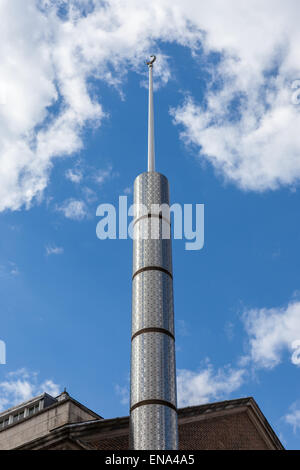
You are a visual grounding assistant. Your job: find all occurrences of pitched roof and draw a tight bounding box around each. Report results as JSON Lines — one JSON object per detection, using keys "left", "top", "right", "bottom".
{"left": 15, "top": 396, "right": 284, "bottom": 450}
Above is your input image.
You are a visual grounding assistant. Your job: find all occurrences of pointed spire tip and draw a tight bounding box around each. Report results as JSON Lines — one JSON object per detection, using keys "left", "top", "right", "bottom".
{"left": 147, "top": 56, "right": 155, "bottom": 172}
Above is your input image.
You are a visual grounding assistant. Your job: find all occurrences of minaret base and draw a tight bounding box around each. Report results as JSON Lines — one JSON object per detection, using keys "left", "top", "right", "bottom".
{"left": 130, "top": 172, "right": 178, "bottom": 450}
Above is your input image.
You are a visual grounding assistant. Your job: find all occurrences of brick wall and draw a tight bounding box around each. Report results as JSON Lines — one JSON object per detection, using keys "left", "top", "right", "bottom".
{"left": 179, "top": 412, "right": 269, "bottom": 450}
{"left": 87, "top": 410, "right": 270, "bottom": 450}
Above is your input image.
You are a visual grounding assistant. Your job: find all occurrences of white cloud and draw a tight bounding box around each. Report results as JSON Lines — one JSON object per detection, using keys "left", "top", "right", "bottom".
{"left": 177, "top": 363, "right": 245, "bottom": 407}
{"left": 123, "top": 186, "right": 132, "bottom": 195}
{"left": 175, "top": 295, "right": 300, "bottom": 409}
{"left": 284, "top": 409, "right": 300, "bottom": 433}
{"left": 242, "top": 299, "right": 300, "bottom": 369}
{"left": 115, "top": 384, "right": 129, "bottom": 406}
{"left": 46, "top": 244, "right": 64, "bottom": 255}
{"left": 1, "top": 0, "right": 300, "bottom": 214}
{"left": 0, "top": 368, "right": 60, "bottom": 412}
{"left": 284, "top": 402, "right": 300, "bottom": 433}
{"left": 93, "top": 167, "right": 114, "bottom": 186}
{"left": 65, "top": 167, "right": 83, "bottom": 184}
{"left": 82, "top": 186, "right": 97, "bottom": 203}
{"left": 57, "top": 198, "right": 88, "bottom": 220}
{"left": 171, "top": 0, "right": 300, "bottom": 191}
{"left": 224, "top": 321, "right": 235, "bottom": 341}
{"left": 285, "top": 411, "right": 300, "bottom": 433}
{"left": 9, "top": 263, "right": 19, "bottom": 276}
{"left": 177, "top": 319, "right": 190, "bottom": 337}
{"left": 0, "top": 262, "right": 19, "bottom": 278}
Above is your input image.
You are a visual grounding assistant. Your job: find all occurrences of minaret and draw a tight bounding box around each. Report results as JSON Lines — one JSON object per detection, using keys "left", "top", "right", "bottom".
{"left": 129, "top": 56, "right": 178, "bottom": 450}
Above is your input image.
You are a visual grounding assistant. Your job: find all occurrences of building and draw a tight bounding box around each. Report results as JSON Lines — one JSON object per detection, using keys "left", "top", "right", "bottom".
{"left": 0, "top": 391, "right": 283, "bottom": 450}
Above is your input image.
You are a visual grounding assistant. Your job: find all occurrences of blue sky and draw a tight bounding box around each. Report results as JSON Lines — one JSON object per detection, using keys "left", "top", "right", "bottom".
{"left": 1, "top": 0, "right": 300, "bottom": 450}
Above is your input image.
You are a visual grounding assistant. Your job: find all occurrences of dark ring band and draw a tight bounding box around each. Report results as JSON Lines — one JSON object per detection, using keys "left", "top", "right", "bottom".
{"left": 130, "top": 399, "right": 177, "bottom": 413}
{"left": 132, "top": 266, "right": 173, "bottom": 280}
{"left": 133, "top": 212, "right": 171, "bottom": 227}
{"left": 131, "top": 327, "right": 175, "bottom": 342}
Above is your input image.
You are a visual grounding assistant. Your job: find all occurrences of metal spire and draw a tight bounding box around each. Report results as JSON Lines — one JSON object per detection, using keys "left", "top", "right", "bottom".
{"left": 130, "top": 54, "right": 178, "bottom": 450}
{"left": 146, "top": 55, "right": 156, "bottom": 172}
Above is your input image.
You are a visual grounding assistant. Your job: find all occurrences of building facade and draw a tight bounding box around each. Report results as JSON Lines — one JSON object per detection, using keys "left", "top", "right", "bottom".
{"left": 0, "top": 392, "right": 284, "bottom": 450}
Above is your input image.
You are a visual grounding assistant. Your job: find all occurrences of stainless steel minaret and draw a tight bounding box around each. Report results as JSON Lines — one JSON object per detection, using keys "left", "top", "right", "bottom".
{"left": 130, "top": 56, "right": 178, "bottom": 450}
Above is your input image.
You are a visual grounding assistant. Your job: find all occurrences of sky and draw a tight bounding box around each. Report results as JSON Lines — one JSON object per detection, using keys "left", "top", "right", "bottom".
{"left": 0, "top": 0, "right": 300, "bottom": 449}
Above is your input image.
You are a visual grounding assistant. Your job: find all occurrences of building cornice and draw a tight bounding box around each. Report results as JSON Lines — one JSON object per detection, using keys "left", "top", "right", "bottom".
{"left": 15, "top": 397, "right": 284, "bottom": 450}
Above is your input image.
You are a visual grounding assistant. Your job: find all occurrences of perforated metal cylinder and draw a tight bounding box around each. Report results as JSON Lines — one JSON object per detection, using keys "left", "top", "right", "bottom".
{"left": 130, "top": 171, "right": 178, "bottom": 450}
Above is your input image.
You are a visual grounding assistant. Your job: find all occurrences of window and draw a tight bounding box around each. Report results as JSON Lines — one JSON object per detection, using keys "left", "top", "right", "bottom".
{"left": 19, "top": 411, "right": 24, "bottom": 420}
{"left": 13, "top": 414, "right": 18, "bottom": 423}
{"left": 4, "top": 418, "right": 9, "bottom": 427}
{"left": 28, "top": 407, "right": 34, "bottom": 416}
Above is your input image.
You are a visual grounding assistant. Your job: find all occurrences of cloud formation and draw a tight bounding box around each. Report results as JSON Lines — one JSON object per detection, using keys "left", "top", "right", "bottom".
{"left": 171, "top": 1, "right": 300, "bottom": 191}
{"left": 0, "top": 262, "right": 19, "bottom": 279}
{"left": 65, "top": 167, "right": 83, "bottom": 184}
{"left": 115, "top": 384, "right": 129, "bottom": 406}
{"left": 176, "top": 293, "right": 300, "bottom": 408}
{"left": 57, "top": 198, "right": 88, "bottom": 220}
{"left": 242, "top": 299, "right": 300, "bottom": 369}
{"left": 177, "top": 363, "right": 245, "bottom": 407}
{"left": 1, "top": 0, "right": 300, "bottom": 214}
{"left": 0, "top": 368, "right": 60, "bottom": 412}
{"left": 46, "top": 244, "right": 64, "bottom": 255}
{"left": 285, "top": 403, "right": 300, "bottom": 433}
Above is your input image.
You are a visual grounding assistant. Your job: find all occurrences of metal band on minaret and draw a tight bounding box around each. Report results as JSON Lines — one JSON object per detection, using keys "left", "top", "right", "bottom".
{"left": 129, "top": 56, "right": 178, "bottom": 450}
